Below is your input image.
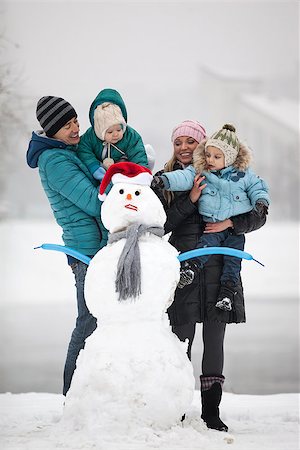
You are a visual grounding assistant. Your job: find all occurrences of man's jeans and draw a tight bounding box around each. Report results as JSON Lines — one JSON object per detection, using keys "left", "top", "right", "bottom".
{"left": 63, "top": 261, "right": 97, "bottom": 395}
{"left": 197, "top": 230, "right": 245, "bottom": 284}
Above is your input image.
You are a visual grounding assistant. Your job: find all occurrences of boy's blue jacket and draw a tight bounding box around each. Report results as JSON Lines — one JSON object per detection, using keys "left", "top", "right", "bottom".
{"left": 162, "top": 142, "right": 270, "bottom": 223}
{"left": 26, "top": 131, "right": 108, "bottom": 256}
{"left": 78, "top": 88, "right": 148, "bottom": 175}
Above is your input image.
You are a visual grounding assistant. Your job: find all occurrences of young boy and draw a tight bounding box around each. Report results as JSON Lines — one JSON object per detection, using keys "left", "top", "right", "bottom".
{"left": 152, "top": 124, "right": 270, "bottom": 311}
{"left": 78, "top": 88, "right": 149, "bottom": 181}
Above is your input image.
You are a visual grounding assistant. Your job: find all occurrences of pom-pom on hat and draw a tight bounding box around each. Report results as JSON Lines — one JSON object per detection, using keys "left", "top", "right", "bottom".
{"left": 171, "top": 120, "right": 206, "bottom": 144}
{"left": 36, "top": 96, "right": 77, "bottom": 137}
{"left": 94, "top": 102, "right": 127, "bottom": 140}
{"left": 205, "top": 124, "right": 239, "bottom": 167}
{"left": 99, "top": 162, "right": 153, "bottom": 201}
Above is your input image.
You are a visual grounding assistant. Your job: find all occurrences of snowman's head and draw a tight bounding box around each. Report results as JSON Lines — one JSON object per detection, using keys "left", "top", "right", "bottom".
{"left": 99, "top": 162, "right": 166, "bottom": 233}
{"left": 101, "top": 182, "right": 166, "bottom": 232}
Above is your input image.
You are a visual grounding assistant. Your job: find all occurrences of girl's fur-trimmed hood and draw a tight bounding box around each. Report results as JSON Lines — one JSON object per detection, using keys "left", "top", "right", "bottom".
{"left": 193, "top": 138, "right": 252, "bottom": 173}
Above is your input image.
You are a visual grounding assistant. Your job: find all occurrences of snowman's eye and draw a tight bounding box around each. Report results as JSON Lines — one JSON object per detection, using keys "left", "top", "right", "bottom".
{"left": 119, "top": 189, "right": 124, "bottom": 194}
{"left": 135, "top": 190, "right": 141, "bottom": 196}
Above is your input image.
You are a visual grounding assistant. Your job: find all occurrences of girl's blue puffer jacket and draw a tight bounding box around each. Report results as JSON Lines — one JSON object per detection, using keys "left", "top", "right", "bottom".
{"left": 26, "top": 131, "right": 108, "bottom": 256}
{"left": 161, "top": 140, "right": 270, "bottom": 223}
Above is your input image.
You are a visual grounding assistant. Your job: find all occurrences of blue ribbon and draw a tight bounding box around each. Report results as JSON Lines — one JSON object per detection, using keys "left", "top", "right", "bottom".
{"left": 34, "top": 244, "right": 92, "bottom": 265}
{"left": 35, "top": 244, "right": 264, "bottom": 266}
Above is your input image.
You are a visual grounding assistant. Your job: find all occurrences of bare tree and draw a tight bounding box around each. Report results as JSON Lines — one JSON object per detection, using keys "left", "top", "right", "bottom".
{"left": 0, "top": 33, "right": 26, "bottom": 219}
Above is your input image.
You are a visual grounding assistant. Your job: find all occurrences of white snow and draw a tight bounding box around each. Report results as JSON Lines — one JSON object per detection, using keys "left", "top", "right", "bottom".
{"left": 0, "top": 391, "right": 299, "bottom": 449}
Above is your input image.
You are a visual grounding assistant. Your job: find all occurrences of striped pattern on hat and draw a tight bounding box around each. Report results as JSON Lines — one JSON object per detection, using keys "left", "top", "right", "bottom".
{"left": 36, "top": 96, "right": 77, "bottom": 137}
{"left": 205, "top": 124, "right": 239, "bottom": 167}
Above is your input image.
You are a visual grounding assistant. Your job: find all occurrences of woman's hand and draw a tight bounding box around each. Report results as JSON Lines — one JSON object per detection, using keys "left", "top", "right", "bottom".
{"left": 189, "top": 175, "right": 206, "bottom": 203}
{"left": 203, "top": 219, "right": 233, "bottom": 233}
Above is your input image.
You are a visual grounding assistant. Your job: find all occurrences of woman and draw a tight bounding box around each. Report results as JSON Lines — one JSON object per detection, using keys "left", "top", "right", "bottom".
{"left": 26, "top": 96, "right": 108, "bottom": 395}
{"left": 151, "top": 120, "right": 268, "bottom": 432}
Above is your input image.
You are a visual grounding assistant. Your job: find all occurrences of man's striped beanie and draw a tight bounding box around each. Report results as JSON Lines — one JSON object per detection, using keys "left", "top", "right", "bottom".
{"left": 36, "top": 96, "right": 77, "bottom": 137}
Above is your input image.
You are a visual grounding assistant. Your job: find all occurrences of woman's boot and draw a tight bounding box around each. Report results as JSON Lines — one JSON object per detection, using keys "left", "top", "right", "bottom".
{"left": 200, "top": 375, "right": 228, "bottom": 432}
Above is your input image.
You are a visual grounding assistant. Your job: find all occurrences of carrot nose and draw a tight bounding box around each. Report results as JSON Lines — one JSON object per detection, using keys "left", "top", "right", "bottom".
{"left": 126, "top": 193, "right": 132, "bottom": 200}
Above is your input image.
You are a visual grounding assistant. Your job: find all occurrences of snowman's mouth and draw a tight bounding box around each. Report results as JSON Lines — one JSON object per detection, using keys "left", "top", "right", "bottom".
{"left": 125, "top": 204, "right": 138, "bottom": 211}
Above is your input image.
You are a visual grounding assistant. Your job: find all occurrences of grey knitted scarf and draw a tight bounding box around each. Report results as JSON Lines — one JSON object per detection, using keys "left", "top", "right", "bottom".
{"left": 108, "top": 223, "right": 164, "bottom": 302}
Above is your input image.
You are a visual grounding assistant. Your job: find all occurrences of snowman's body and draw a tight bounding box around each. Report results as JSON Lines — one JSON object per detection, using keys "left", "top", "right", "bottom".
{"left": 63, "top": 170, "right": 195, "bottom": 431}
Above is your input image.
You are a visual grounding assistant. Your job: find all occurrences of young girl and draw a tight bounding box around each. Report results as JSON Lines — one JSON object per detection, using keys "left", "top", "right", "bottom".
{"left": 153, "top": 124, "right": 270, "bottom": 311}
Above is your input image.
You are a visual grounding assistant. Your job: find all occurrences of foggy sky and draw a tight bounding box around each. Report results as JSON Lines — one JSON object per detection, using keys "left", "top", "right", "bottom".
{"left": 1, "top": 0, "right": 299, "bottom": 217}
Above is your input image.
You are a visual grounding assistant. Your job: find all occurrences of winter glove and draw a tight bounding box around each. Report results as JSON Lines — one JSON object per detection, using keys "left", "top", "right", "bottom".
{"left": 255, "top": 199, "right": 269, "bottom": 216}
{"left": 177, "top": 260, "right": 200, "bottom": 289}
{"left": 151, "top": 175, "right": 169, "bottom": 190}
{"left": 215, "top": 282, "right": 237, "bottom": 311}
{"left": 93, "top": 166, "right": 106, "bottom": 181}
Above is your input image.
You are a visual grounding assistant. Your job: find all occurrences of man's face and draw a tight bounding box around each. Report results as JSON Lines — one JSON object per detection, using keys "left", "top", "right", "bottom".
{"left": 52, "top": 117, "right": 80, "bottom": 145}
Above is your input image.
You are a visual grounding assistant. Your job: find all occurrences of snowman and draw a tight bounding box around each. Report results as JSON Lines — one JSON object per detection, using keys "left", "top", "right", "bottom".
{"left": 63, "top": 162, "right": 195, "bottom": 433}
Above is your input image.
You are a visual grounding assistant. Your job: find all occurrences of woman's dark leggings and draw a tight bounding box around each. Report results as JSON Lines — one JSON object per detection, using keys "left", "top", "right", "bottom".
{"left": 172, "top": 321, "right": 226, "bottom": 375}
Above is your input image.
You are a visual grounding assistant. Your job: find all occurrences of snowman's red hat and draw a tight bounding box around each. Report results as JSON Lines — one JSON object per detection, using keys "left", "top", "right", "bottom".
{"left": 99, "top": 162, "right": 153, "bottom": 200}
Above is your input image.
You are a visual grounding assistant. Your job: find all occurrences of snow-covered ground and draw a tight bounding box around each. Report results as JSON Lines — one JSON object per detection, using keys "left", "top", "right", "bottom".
{"left": 0, "top": 390, "right": 299, "bottom": 450}
{"left": 0, "top": 219, "right": 299, "bottom": 449}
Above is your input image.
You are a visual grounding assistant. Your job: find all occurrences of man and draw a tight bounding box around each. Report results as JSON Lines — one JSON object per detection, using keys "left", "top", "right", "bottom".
{"left": 26, "top": 96, "right": 107, "bottom": 395}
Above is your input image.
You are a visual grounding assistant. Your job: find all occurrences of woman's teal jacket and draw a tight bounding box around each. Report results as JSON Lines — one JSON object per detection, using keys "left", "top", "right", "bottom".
{"left": 26, "top": 131, "right": 108, "bottom": 257}
{"left": 78, "top": 88, "right": 148, "bottom": 175}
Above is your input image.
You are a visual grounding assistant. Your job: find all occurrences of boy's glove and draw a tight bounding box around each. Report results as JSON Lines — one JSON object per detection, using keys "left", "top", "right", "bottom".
{"left": 177, "top": 260, "right": 200, "bottom": 289}
{"left": 93, "top": 167, "right": 106, "bottom": 181}
{"left": 255, "top": 200, "right": 269, "bottom": 215}
{"left": 151, "top": 175, "right": 169, "bottom": 190}
{"left": 151, "top": 175, "right": 165, "bottom": 190}
{"left": 215, "top": 282, "right": 237, "bottom": 311}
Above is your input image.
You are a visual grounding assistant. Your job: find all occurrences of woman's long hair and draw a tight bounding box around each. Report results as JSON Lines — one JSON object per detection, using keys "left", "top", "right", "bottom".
{"left": 162, "top": 154, "right": 178, "bottom": 206}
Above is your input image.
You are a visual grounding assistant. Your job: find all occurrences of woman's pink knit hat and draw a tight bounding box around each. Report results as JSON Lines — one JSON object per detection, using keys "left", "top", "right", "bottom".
{"left": 171, "top": 120, "right": 206, "bottom": 143}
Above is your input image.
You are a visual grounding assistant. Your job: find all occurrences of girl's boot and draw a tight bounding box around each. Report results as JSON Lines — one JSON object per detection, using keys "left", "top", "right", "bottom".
{"left": 200, "top": 375, "right": 228, "bottom": 432}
